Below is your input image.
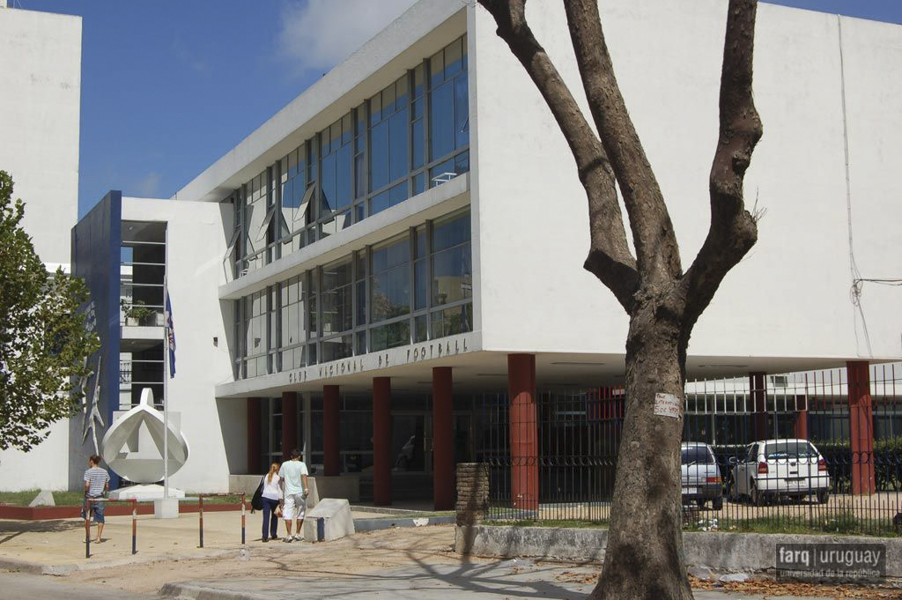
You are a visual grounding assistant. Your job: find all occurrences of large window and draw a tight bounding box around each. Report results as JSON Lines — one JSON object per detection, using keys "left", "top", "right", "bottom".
{"left": 321, "top": 258, "right": 354, "bottom": 362}
{"left": 243, "top": 289, "right": 268, "bottom": 378}
{"left": 236, "top": 210, "right": 472, "bottom": 380}
{"left": 279, "top": 275, "right": 307, "bottom": 370}
{"left": 278, "top": 144, "right": 314, "bottom": 258}
{"left": 242, "top": 170, "right": 270, "bottom": 275}
{"left": 233, "top": 36, "right": 469, "bottom": 277}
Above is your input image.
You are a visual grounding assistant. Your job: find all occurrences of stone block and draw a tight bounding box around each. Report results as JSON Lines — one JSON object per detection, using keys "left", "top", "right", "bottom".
{"left": 302, "top": 498, "right": 355, "bottom": 543}
{"left": 153, "top": 497, "right": 179, "bottom": 519}
{"left": 28, "top": 490, "right": 55, "bottom": 507}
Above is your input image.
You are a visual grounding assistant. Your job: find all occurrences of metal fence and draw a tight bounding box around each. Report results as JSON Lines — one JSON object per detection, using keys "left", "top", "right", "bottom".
{"left": 477, "top": 363, "right": 901, "bottom": 536}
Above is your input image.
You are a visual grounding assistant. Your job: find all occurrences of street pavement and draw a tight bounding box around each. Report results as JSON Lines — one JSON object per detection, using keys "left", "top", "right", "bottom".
{"left": 158, "top": 561, "right": 838, "bottom": 600}
{"left": 0, "top": 572, "right": 156, "bottom": 599}
{"left": 0, "top": 511, "right": 870, "bottom": 599}
{"left": 0, "top": 564, "right": 836, "bottom": 600}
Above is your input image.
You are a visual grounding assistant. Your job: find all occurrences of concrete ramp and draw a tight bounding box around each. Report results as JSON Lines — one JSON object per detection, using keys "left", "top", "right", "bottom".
{"left": 303, "top": 498, "right": 355, "bottom": 543}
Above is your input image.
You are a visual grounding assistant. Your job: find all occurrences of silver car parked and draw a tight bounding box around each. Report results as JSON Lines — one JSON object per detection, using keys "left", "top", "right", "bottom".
{"left": 681, "top": 442, "right": 723, "bottom": 510}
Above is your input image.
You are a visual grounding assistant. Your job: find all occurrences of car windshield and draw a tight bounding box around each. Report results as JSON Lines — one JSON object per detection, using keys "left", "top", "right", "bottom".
{"left": 765, "top": 441, "right": 817, "bottom": 460}
{"left": 681, "top": 446, "right": 714, "bottom": 465}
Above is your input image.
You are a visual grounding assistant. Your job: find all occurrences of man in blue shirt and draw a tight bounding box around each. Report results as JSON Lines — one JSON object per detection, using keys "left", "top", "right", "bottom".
{"left": 278, "top": 449, "right": 309, "bottom": 542}
{"left": 82, "top": 454, "right": 110, "bottom": 543}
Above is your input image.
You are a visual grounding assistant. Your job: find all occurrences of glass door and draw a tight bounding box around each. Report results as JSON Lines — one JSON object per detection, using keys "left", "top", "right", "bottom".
{"left": 391, "top": 413, "right": 432, "bottom": 474}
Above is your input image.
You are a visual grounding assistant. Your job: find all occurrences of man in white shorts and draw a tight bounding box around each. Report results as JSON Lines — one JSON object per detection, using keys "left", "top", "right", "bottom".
{"left": 278, "top": 448, "right": 309, "bottom": 542}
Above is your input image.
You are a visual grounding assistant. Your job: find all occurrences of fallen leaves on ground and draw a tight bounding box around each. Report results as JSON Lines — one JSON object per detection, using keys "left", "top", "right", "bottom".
{"left": 688, "top": 574, "right": 902, "bottom": 598}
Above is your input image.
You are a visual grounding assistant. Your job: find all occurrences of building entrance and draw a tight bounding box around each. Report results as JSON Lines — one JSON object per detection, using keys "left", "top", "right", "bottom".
{"left": 391, "top": 412, "right": 433, "bottom": 500}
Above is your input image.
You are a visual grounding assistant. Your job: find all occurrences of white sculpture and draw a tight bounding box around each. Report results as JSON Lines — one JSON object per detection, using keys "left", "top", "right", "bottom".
{"left": 100, "top": 388, "right": 190, "bottom": 483}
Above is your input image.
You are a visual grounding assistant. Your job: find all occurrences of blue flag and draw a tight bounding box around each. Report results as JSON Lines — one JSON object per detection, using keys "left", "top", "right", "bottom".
{"left": 165, "top": 292, "right": 176, "bottom": 378}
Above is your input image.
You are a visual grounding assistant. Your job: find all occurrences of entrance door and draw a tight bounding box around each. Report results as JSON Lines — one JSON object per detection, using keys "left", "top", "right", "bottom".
{"left": 391, "top": 413, "right": 432, "bottom": 474}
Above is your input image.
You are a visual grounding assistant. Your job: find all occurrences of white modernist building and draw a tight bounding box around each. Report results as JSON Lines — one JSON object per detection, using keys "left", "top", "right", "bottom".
{"left": 0, "top": 3, "right": 82, "bottom": 491}
{"left": 34, "top": 0, "right": 902, "bottom": 503}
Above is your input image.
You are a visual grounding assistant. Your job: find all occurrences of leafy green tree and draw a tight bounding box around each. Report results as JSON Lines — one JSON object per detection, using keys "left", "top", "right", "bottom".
{"left": 0, "top": 171, "right": 100, "bottom": 451}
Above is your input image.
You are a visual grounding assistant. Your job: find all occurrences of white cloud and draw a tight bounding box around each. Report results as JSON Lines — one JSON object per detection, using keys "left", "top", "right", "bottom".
{"left": 278, "top": 0, "right": 417, "bottom": 74}
{"left": 131, "top": 172, "right": 162, "bottom": 198}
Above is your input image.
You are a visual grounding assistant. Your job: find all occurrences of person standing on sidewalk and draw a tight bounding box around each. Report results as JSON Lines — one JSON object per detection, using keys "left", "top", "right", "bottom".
{"left": 81, "top": 454, "right": 110, "bottom": 543}
{"left": 260, "top": 462, "right": 282, "bottom": 542}
{"left": 278, "top": 449, "right": 309, "bottom": 542}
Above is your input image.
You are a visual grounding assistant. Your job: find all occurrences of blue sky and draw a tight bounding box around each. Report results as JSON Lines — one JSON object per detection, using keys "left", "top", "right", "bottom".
{"left": 16, "top": 0, "right": 902, "bottom": 217}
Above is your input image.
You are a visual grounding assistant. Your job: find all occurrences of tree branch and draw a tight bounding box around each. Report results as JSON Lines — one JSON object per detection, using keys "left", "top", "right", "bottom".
{"left": 477, "top": 0, "right": 638, "bottom": 311}
{"left": 682, "top": 0, "right": 763, "bottom": 328}
{"left": 564, "top": 0, "right": 682, "bottom": 286}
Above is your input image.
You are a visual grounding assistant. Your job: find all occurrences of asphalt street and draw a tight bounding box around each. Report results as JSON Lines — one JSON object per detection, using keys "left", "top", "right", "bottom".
{"left": 0, "top": 572, "right": 157, "bottom": 600}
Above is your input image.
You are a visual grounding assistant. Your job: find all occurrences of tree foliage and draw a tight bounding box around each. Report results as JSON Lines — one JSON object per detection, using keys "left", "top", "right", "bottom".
{"left": 0, "top": 171, "right": 100, "bottom": 451}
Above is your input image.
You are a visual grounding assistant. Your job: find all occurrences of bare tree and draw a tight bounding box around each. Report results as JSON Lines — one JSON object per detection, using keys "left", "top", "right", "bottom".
{"left": 475, "top": 0, "right": 762, "bottom": 598}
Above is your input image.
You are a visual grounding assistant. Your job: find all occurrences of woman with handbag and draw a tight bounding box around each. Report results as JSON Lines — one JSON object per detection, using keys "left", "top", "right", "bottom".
{"left": 259, "top": 462, "right": 282, "bottom": 542}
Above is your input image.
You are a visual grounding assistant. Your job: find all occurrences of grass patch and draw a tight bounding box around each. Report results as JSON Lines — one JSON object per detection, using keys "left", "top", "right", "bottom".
{"left": 183, "top": 493, "right": 245, "bottom": 504}
{"left": 0, "top": 490, "right": 86, "bottom": 506}
{"left": 482, "top": 512, "right": 899, "bottom": 537}
{"left": 0, "top": 490, "right": 247, "bottom": 507}
{"left": 686, "top": 513, "right": 901, "bottom": 538}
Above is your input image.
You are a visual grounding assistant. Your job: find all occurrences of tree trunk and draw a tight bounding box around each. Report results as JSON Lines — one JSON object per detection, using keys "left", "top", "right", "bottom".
{"left": 590, "top": 305, "right": 691, "bottom": 600}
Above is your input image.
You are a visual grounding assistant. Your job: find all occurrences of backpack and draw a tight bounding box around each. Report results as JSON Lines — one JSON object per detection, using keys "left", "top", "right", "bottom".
{"left": 251, "top": 476, "right": 265, "bottom": 512}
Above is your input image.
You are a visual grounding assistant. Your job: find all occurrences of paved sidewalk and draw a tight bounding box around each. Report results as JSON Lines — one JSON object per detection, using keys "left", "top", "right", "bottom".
{"left": 0, "top": 507, "right": 393, "bottom": 573}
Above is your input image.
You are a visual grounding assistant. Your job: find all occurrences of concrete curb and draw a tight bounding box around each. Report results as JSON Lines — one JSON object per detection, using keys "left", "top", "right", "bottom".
{"left": 0, "top": 549, "right": 236, "bottom": 577}
{"left": 455, "top": 525, "right": 902, "bottom": 578}
{"left": 354, "top": 515, "right": 455, "bottom": 532}
{"left": 160, "top": 581, "right": 263, "bottom": 600}
{"left": 349, "top": 505, "right": 444, "bottom": 516}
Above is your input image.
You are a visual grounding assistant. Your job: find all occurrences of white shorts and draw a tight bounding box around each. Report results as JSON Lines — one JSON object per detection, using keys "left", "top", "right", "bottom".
{"left": 283, "top": 493, "right": 306, "bottom": 520}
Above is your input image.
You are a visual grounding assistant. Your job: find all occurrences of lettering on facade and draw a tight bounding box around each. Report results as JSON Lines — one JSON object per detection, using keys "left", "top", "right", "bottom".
{"left": 288, "top": 370, "right": 308, "bottom": 384}
{"left": 285, "top": 335, "right": 472, "bottom": 384}
{"left": 406, "top": 337, "right": 469, "bottom": 363}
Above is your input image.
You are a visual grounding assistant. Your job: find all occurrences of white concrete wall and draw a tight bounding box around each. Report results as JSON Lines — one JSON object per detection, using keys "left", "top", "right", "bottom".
{"left": 0, "top": 420, "right": 70, "bottom": 491}
{"left": 0, "top": 7, "right": 81, "bottom": 492}
{"left": 470, "top": 0, "right": 902, "bottom": 364}
{"left": 121, "top": 198, "right": 236, "bottom": 492}
{"left": 0, "top": 7, "right": 81, "bottom": 267}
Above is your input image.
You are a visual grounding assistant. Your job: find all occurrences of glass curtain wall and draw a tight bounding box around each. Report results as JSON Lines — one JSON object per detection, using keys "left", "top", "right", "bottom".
{"left": 235, "top": 209, "right": 472, "bottom": 380}
{"left": 233, "top": 35, "right": 469, "bottom": 278}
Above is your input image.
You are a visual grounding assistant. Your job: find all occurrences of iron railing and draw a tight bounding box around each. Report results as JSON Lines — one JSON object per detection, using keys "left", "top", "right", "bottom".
{"left": 478, "top": 364, "right": 901, "bottom": 536}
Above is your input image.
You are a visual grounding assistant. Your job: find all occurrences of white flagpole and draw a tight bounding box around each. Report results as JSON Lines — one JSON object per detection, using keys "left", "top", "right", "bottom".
{"left": 163, "top": 233, "right": 170, "bottom": 500}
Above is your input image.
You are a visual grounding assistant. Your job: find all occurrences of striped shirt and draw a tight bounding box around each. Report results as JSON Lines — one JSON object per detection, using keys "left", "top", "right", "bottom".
{"left": 84, "top": 467, "right": 109, "bottom": 497}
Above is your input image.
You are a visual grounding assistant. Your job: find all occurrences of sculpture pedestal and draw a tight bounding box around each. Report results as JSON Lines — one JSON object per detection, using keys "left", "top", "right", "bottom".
{"left": 110, "top": 483, "right": 185, "bottom": 501}
{"left": 154, "top": 497, "right": 179, "bottom": 519}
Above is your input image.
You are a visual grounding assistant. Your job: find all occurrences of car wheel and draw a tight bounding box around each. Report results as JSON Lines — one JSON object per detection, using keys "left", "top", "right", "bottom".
{"left": 816, "top": 488, "right": 830, "bottom": 505}
{"left": 712, "top": 496, "right": 723, "bottom": 511}
{"left": 750, "top": 481, "right": 765, "bottom": 506}
{"left": 696, "top": 498, "right": 706, "bottom": 509}
{"left": 727, "top": 480, "right": 739, "bottom": 502}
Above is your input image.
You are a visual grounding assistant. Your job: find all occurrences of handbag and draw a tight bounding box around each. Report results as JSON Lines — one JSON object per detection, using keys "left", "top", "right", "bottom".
{"left": 251, "top": 476, "right": 264, "bottom": 511}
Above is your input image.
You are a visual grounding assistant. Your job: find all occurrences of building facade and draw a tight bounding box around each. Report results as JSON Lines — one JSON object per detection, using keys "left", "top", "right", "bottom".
{"left": 64, "top": 0, "right": 902, "bottom": 505}
{"left": 0, "top": 3, "right": 82, "bottom": 491}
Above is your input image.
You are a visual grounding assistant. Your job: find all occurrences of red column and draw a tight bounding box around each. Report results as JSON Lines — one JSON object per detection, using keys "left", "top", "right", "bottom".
{"left": 508, "top": 354, "right": 538, "bottom": 511}
{"left": 847, "top": 361, "right": 875, "bottom": 495}
{"left": 373, "top": 377, "right": 392, "bottom": 506}
{"left": 247, "top": 397, "right": 262, "bottom": 475}
{"left": 282, "top": 392, "right": 298, "bottom": 462}
{"left": 794, "top": 410, "right": 809, "bottom": 440}
{"left": 324, "top": 385, "right": 341, "bottom": 477}
{"left": 750, "top": 372, "right": 768, "bottom": 441}
{"left": 432, "top": 367, "right": 454, "bottom": 510}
